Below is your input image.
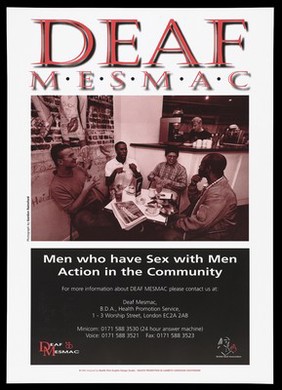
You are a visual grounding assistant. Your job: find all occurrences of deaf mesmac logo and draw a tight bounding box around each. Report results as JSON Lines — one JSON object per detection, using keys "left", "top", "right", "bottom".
{"left": 216, "top": 336, "right": 240, "bottom": 358}
{"left": 39, "top": 341, "right": 79, "bottom": 357}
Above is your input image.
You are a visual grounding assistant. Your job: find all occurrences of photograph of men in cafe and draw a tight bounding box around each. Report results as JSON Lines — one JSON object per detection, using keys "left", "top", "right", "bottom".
{"left": 31, "top": 95, "right": 249, "bottom": 241}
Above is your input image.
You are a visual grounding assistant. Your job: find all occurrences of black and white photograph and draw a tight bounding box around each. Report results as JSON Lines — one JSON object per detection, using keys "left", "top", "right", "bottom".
{"left": 31, "top": 95, "right": 249, "bottom": 241}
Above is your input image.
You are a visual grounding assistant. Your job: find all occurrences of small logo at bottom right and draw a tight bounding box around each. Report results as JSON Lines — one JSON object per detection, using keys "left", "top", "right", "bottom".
{"left": 216, "top": 336, "right": 242, "bottom": 358}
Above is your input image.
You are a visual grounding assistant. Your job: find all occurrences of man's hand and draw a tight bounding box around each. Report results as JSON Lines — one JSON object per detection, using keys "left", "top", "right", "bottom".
{"left": 83, "top": 180, "right": 96, "bottom": 192}
{"left": 83, "top": 176, "right": 100, "bottom": 192}
{"left": 154, "top": 176, "right": 162, "bottom": 183}
{"left": 175, "top": 218, "right": 183, "bottom": 229}
{"left": 162, "top": 178, "right": 171, "bottom": 186}
{"left": 190, "top": 174, "right": 202, "bottom": 185}
{"left": 115, "top": 167, "right": 124, "bottom": 174}
{"left": 129, "top": 163, "right": 138, "bottom": 173}
{"left": 91, "top": 175, "right": 101, "bottom": 187}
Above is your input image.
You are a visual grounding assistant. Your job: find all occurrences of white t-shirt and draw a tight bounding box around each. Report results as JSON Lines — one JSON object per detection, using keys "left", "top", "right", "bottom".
{"left": 105, "top": 157, "right": 140, "bottom": 188}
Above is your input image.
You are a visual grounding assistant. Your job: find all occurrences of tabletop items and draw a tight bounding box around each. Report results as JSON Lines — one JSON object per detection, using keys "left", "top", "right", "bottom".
{"left": 112, "top": 200, "right": 146, "bottom": 230}
{"left": 147, "top": 198, "right": 178, "bottom": 217}
{"left": 105, "top": 188, "right": 177, "bottom": 230}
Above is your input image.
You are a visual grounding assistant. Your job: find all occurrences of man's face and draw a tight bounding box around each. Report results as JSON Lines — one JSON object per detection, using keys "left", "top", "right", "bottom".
{"left": 172, "top": 123, "right": 180, "bottom": 131}
{"left": 166, "top": 152, "right": 178, "bottom": 166}
{"left": 198, "top": 157, "right": 210, "bottom": 178}
{"left": 116, "top": 143, "right": 127, "bottom": 162}
{"left": 192, "top": 119, "right": 202, "bottom": 132}
{"left": 58, "top": 148, "right": 76, "bottom": 168}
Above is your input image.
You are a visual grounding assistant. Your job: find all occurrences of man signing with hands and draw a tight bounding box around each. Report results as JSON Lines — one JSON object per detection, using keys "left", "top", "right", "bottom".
{"left": 105, "top": 141, "right": 142, "bottom": 190}
{"left": 50, "top": 143, "right": 117, "bottom": 240}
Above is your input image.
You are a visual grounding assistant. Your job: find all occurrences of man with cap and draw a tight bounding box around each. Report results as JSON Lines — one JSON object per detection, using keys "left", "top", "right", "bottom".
{"left": 222, "top": 124, "right": 242, "bottom": 144}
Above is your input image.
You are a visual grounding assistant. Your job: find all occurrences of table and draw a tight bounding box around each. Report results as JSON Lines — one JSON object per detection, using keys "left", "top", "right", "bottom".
{"left": 104, "top": 188, "right": 171, "bottom": 226}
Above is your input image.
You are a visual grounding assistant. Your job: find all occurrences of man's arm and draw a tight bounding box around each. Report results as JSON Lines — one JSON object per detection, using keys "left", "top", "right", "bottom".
{"left": 176, "top": 189, "right": 228, "bottom": 232}
{"left": 163, "top": 166, "right": 187, "bottom": 192}
{"left": 187, "top": 174, "right": 202, "bottom": 204}
{"left": 68, "top": 177, "right": 100, "bottom": 214}
{"left": 51, "top": 176, "right": 100, "bottom": 215}
{"left": 105, "top": 167, "right": 124, "bottom": 187}
{"left": 147, "top": 164, "right": 160, "bottom": 182}
{"left": 129, "top": 163, "right": 142, "bottom": 179}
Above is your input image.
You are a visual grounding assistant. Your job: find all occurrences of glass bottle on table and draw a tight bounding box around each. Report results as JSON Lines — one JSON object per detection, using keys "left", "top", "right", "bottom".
{"left": 148, "top": 187, "right": 156, "bottom": 199}
{"left": 115, "top": 184, "right": 123, "bottom": 202}
{"left": 155, "top": 177, "right": 163, "bottom": 203}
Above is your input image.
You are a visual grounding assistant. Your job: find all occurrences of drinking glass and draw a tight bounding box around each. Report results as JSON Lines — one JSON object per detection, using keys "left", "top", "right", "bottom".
{"left": 148, "top": 188, "right": 155, "bottom": 198}
{"left": 155, "top": 181, "right": 163, "bottom": 202}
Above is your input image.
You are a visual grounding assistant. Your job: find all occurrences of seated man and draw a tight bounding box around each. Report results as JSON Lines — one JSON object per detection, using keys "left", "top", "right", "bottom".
{"left": 50, "top": 144, "right": 119, "bottom": 240}
{"left": 147, "top": 145, "right": 187, "bottom": 200}
{"left": 105, "top": 141, "right": 142, "bottom": 191}
{"left": 161, "top": 152, "right": 237, "bottom": 240}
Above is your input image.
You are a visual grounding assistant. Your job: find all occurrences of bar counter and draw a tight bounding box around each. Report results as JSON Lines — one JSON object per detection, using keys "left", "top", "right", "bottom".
{"left": 130, "top": 142, "right": 248, "bottom": 153}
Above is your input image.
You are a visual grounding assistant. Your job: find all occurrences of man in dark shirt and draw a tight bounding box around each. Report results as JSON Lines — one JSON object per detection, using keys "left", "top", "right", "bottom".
{"left": 184, "top": 117, "right": 212, "bottom": 142}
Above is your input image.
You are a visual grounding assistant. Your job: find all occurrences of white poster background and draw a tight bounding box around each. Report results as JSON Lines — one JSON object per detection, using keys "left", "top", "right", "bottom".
{"left": 7, "top": 7, "right": 273, "bottom": 383}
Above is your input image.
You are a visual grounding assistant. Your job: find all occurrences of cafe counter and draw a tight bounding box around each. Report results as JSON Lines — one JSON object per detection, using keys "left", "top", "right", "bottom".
{"left": 130, "top": 143, "right": 249, "bottom": 208}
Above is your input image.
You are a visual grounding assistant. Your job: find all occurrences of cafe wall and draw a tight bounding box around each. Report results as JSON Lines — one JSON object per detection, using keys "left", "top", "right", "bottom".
{"left": 31, "top": 96, "right": 116, "bottom": 241}
{"left": 114, "top": 95, "right": 162, "bottom": 150}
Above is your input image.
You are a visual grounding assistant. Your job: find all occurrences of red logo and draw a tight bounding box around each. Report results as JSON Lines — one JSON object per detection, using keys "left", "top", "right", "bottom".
{"left": 39, "top": 341, "right": 56, "bottom": 356}
{"left": 39, "top": 341, "right": 78, "bottom": 357}
{"left": 65, "top": 341, "right": 73, "bottom": 349}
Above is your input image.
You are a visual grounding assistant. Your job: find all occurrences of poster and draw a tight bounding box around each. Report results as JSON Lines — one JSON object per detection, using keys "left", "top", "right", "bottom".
{"left": 7, "top": 7, "right": 273, "bottom": 384}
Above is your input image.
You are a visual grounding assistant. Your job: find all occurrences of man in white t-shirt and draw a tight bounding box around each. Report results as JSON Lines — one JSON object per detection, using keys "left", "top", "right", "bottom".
{"left": 105, "top": 141, "right": 142, "bottom": 190}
